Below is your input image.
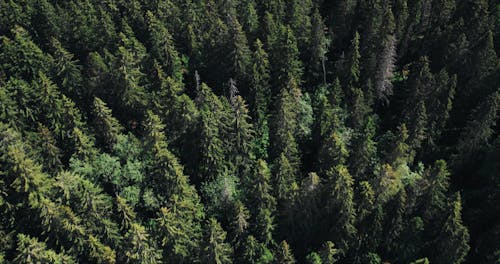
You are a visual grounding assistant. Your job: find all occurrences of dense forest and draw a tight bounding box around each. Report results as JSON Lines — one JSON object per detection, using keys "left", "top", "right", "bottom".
{"left": 0, "top": 0, "right": 499, "bottom": 263}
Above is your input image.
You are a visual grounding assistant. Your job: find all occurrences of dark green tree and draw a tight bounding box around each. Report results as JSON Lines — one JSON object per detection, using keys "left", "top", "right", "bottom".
{"left": 250, "top": 39, "right": 271, "bottom": 159}
{"left": 92, "top": 97, "right": 123, "bottom": 149}
{"left": 433, "top": 194, "right": 470, "bottom": 264}
{"left": 325, "top": 165, "right": 357, "bottom": 253}
{"left": 274, "top": 240, "right": 296, "bottom": 264}
{"left": 202, "top": 218, "right": 233, "bottom": 264}
{"left": 14, "top": 234, "right": 76, "bottom": 264}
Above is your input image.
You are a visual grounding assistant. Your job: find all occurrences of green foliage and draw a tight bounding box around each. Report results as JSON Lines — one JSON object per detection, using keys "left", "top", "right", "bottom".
{"left": 0, "top": 1, "right": 495, "bottom": 263}
{"left": 274, "top": 240, "right": 296, "bottom": 264}
{"left": 14, "top": 234, "right": 76, "bottom": 264}
{"left": 434, "top": 194, "right": 470, "bottom": 264}
{"left": 202, "top": 218, "right": 233, "bottom": 264}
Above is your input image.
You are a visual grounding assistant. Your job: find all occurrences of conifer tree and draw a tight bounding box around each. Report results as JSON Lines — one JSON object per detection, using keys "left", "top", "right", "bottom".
{"left": 50, "top": 38, "right": 83, "bottom": 99}
{"left": 149, "top": 63, "right": 198, "bottom": 144}
{"left": 92, "top": 97, "right": 123, "bottom": 149}
{"left": 35, "top": 124, "right": 62, "bottom": 173}
{"left": 238, "top": 0, "right": 259, "bottom": 37}
{"left": 143, "top": 112, "right": 197, "bottom": 206}
{"left": 455, "top": 91, "right": 498, "bottom": 163}
{"left": 319, "top": 241, "right": 339, "bottom": 264}
{"left": 328, "top": 0, "right": 356, "bottom": 43}
{"left": 350, "top": 116, "right": 378, "bottom": 180}
{"left": 325, "top": 165, "right": 357, "bottom": 252}
{"left": 268, "top": 25, "right": 303, "bottom": 93}
{"left": 123, "top": 223, "right": 162, "bottom": 264}
{"left": 318, "top": 132, "right": 349, "bottom": 175}
{"left": 145, "top": 11, "right": 183, "bottom": 82}
{"left": 287, "top": 0, "right": 312, "bottom": 54}
{"left": 271, "top": 79, "right": 302, "bottom": 168}
{"left": 383, "top": 188, "right": 407, "bottom": 255}
{"left": 274, "top": 240, "right": 296, "bottom": 264}
{"left": 293, "top": 172, "right": 323, "bottom": 249}
{"left": 228, "top": 200, "right": 250, "bottom": 245}
{"left": 70, "top": 127, "right": 97, "bottom": 161}
{"left": 226, "top": 15, "right": 252, "bottom": 87}
{"left": 14, "top": 234, "right": 76, "bottom": 264}
{"left": 426, "top": 70, "right": 456, "bottom": 149}
{"left": 309, "top": 8, "right": 330, "bottom": 85}
{"left": 255, "top": 207, "right": 275, "bottom": 247}
{"left": 194, "top": 83, "right": 231, "bottom": 182}
{"left": 229, "top": 94, "right": 255, "bottom": 179}
{"left": 0, "top": 26, "right": 52, "bottom": 80}
{"left": 344, "top": 32, "right": 369, "bottom": 130}
{"left": 241, "top": 235, "right": 273, "bottom": 264}
{"left": 246, "top": 160, "right": 276, "bottom": 245}
{"left": 306, "top": 252, "right": 322, "bottom": 264}
{"left": 274, "top": 153, "right": 299, "bottom": 204}
{"left": 250, "top": 39, "right": 271, "bottom": 159}
{"left": 155, "top": 194, "right": 204, "bottom": 263}
{"left": 202, "top": 218, "right": 233, "bottom": 264}
{"left": 248, "top": 159, "right": 276, "bottom": 212}
{"left": 434, "top": 194, "right": 470, "bottom": 264}
{"left": 113, "top": 29, "right": 148, "bottom": 114}
{"left": 422, "top": 160, "right": 450, "bottom": 220}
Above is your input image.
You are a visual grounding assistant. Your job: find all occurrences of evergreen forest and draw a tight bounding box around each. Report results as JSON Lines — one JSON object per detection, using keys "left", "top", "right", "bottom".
{"left": 0, "top": 0, "right": 499, "bottom": 263}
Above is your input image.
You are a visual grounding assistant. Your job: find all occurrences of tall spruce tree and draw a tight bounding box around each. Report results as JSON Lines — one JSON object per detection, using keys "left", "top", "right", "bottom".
{"left": 202, "top": 218, "right": 233, "bottom": 264}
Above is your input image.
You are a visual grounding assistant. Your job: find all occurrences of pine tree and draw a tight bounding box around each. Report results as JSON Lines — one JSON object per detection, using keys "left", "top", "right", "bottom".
{"left": 14, "top": 234, "right": 76, "bottom": 264}
{"left": 49, "top": 38, "right": 83, "bottom": 99}
{"left": 383, "top": 189, "right": 407, "bottom": 255}
{"left": 149, "top": 63, "right": 198, "bottom": 144}
{"left": 306, "top": 252, "right": 322, "bottom": 264}
{"left": 287, "top": 0, "right": 312, "bottom": 54}
{"left": 226, "top": 15, "right": 252, "bottom": 87}
{"left": 70, "top": 127, "right": 97, "bottom": 161}
{"left": 325, "top": 165, "right": 357, "bottom": 252}
{"left": 426, "top": 70, "right": 456, "bottom": 149}
{"left": 246, "top": 159, "right": 276, "bottom": 246}
{"left": 143, "top": 112, "right": 198, "bottom": 207}
{"left": 35, "top": 124, "right": 62, "bottom": 173}
{"left": 113, "top": 29, "right": 148, "bottom": 114}
{"left": 241, "top": 235, "right": 273, "bottom": 264}
{"left": 247, "top": 159, "right": 276, "bottom": 212}
{"left": 274, "top": 153, "right": 299, "bottom": 204}
{"left": 271, "top": 79, "right": 302, "bottom": 168}
{"left": 194, "top": 83, "right": 231, "bottom": 182}
{"left": 254, "top": 208, "right": 275, "bottom": 246}
{"left": 0, "top": 26, "right": 52, "bottom": 80}
{"left": 229, "top": 94, "right": 255, "bottom": 180}
{"left": 92, "top": 97, "right": 123, "bottom": 149}
{"left": 274, "top": 240, "right": 296, "bottom": 264}
{"left": 155, "top": 194, "right": 204, "bottom": 263}
{"left": 344, "top": 32, "right": 369, "bottom": 130}
{"left": 145, "top": 11, "right": 183, "bottom": 82}
{"left": 309, "top": 8, "right": 330, "bottom": 85}
{"left": 434, "top": 194, "right": 470, "bottom": 264}
{"left": 319, "top": 241, "right": 339, "bottom": 264}
{"left": 228, "top": 200, "right": 250, "bottom": 244}
{"left": 237, "top": 0, "right": 259, "bottom": 37}
{"left": 328, "top": 0, "right": 357, "bottom": 43}
{"left": 403, "top": 57, "right": 433, "bottom": 151}
{"left": 202, "top": 218, "right": 233, "bottom": 264}
{"left": 293, "top": 172, "right": 323, "bottom": 249}
{"left": 123, "top": 223, "right": 162, "bottom": 264}
{"left": 349, "top": 116, "right": 378, "bottom": 180}
{"left": 422, "top": 160, "right": 450, "bottom": 220}
{"left": 268, "top": 25, "right": 303, "bottom": 93}
{"left": 318, "top": 132, "right": 349, "bottom": 175}
{"left": 250, "top": 39, "right": 271, "bottom": 159}
{"left": 455, "top": 91, "right": 498, "bottom": 163}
